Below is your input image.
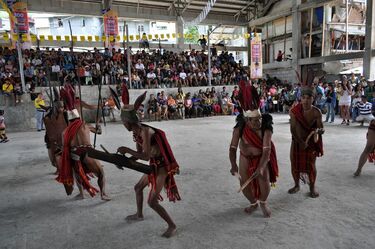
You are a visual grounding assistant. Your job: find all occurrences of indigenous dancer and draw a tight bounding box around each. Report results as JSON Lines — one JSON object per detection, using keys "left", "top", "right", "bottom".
{"left": 43, "top": 94, "right": 67, "bottom": 175}
{"left": 56, "top": 83, "right": 110, "bottom": 201}
{"left": 288, "top": 86, "right": 324, "bottom": 198}
{"left": 229, "top": 80, "right": 278, "bottom": 217}
{"left": 354, "top": 119, "right": 375, "bottom": 176}
{"left": 117, "top": 85, "right": 180, "bottom": 238}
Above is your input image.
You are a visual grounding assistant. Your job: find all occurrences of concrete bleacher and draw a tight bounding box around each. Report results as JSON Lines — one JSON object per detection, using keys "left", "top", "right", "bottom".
{"left": 2, "top": 85, "right": 237, "bottom": 132}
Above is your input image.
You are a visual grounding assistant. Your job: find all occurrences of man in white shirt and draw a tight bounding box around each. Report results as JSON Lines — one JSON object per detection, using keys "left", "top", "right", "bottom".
{"left": 356, "top": 95, "right": 374, "bottom": 125}
{"left": 179, "top": 70, "right": 187, "bottom": 86}
{"left": 146, "top": 70, "right": 157, "bottom": 88}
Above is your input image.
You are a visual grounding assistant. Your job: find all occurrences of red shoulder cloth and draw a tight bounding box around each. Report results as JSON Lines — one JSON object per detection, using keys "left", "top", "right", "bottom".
{"left": 144, "top": 124, "right": 181, "bottom": 202}
{"left": 291, "top": 103, "right": 324, "bottom": 157}
{"left": 242, "top": 125, "right": 279, "bottom": 184}
{"left": 368, "top": 122, "right": 375, "bottom": 162}
{"left": 56, "top": 119, "right": 98, "bottom": 197}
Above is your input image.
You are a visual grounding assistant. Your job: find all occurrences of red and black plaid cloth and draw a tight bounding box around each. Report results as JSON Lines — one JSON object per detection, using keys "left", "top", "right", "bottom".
{"left": 242, "top": 125, "right": 279, "bottom": 199}
{"left": 290, "top": 104, "right": 323, "bottom": 183}
{"left": 143, "top": 124, "right": 181, "bottom": 202}
{"left": 368, "top": 122, "right": 375, "bottom": 163}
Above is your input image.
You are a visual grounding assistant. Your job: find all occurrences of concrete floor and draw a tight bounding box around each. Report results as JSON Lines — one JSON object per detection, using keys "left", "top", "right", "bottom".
{"left": 1, "top": 115, "right": 374, "bottom": 249}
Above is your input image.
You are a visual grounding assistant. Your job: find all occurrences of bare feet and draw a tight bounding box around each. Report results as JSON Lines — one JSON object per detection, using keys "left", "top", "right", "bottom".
{"left": 74, "top": 193, "right": 84, "bottom": 200}
{"left": 101, "top": 194, "right": 111, "bottom": 201}
{"left": 288, "top": 185, "right": 300, "bottom": 194}
{"left": 125, "top": 213, "right": 144, "bottom": 222}
{"left": 259, "top": 202, "right": 271, "bottom": 218}
{"left": 353, "top": 169, "right": 361, "bottom": 177}
{"left": 244, "top": 203, "right": 258, "bottom": 214}
{"left": 162, "top": 224, "right": 177, "bottom": 238}
{"left": 309, "top": 189, "right": 319, "bottom": 198}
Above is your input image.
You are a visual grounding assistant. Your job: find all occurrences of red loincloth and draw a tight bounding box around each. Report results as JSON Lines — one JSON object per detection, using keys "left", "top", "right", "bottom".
{"left": 290, "top": 103, "right": 323, "bottom": 183}
{"left": 143, "top": 124, "right": 181, "bottom": 202}
{"left": 368, "top": 122, "right": 375, "bottom": 163}
{"left": 56, "top": 119, "right": 99, "bottom": 197}
{"left": 242, "top": 125, "right": 279, "bottom": 199}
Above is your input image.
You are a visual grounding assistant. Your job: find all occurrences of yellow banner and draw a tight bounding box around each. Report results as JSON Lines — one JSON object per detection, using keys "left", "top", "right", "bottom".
{"left": 64, "top": 35, "right": 70, "bottom": 41}
{"left": 80, "top": 36, "right": 85, "bottom": 41}
{"left": 48, "top": 35, "right": 53, "bottom": 41}
{"left": 95, "top": 36, "right": 100, "bottom": 41}
{"left": 56, "top": 35, "right": 61, "bottom": 41}
{"left": 39, "top": 35, "right": 45, "bottom": 41}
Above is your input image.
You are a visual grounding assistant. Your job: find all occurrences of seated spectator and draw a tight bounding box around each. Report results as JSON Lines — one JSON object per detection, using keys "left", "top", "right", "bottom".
{"left": 184, "top": 92, "right": 193, "bottom": 118}
{"left": 211, "top": 93, "right": 221, "bottom": 115}
{"left": 179, "top": 70, "right": 187, "bottom": 87}
{"left": 146, "top": 70, "right": 157, "bottom": 88}
{"left": 158, "top": 91, "right": 168, "bottom": 120}
{"left": 103, "top": 96, "right": 116, "bottom": 121}
{"left": 0, "top": 109, "right": 9, "bottom": 143}
{"left": 176, "top": 88, "right": 185, "bottom": 119}
{"left": 147, "top": 94, "right": 161, "bottom": 121}
{"left": 192, "top": 93, "right": 203, "bottom": 117}
{"left": 356, "top": 95, "right": 374, "bottom": 125}
{"left": 221, "top": 93, "right": 234, "bottom": 115}
{"left": 14, "top": 82, "right": 23, "bottom": 104}
{"left": 167, "top": 94, "right": 177, "bottom": 118}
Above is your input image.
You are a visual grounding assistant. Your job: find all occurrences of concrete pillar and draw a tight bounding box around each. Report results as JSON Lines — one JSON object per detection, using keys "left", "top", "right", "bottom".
{"left": 102, "top": 0, "right": 112, "bottom": 11}
{"left": 291, "top": 0, "right": 302, "bottom": 82}
{"left": 176, "top": 15, "right": 184, "bottom": 50}
{"left": 323, "top": 4, "right": 332, "bottom": 56}
{"left": 247, "top": 26, "right": 251, "bottom": 67}
{"left": 363, "top": 0, "right": 375, "bottom": 80}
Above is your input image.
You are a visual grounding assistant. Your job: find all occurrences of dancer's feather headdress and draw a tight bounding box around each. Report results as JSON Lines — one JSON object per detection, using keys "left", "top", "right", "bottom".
{"left": 60, "top": 83, "right": 80, "bottom": 120}
{"left": 120, "top": 83, "right": 147, "bottom": 123}
{"left": 238, "top": 80, "right": 261, "bottom": 118}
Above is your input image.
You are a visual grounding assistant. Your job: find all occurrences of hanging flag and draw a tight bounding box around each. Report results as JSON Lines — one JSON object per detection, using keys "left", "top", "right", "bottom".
{"left": 103, "top": 9, "right": 119, "bottom": 49}
{"left": 250, "top": 33, "right": 263, "bottom": 79}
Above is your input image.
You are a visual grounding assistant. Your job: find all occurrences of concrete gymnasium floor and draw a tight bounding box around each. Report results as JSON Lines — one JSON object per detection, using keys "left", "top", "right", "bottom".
{"left": 1, "top": 115, "right": 374, "bottom": 249}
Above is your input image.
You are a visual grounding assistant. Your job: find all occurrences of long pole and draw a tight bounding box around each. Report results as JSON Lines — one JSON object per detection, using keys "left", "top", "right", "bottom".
{"left": 308, "top": 8, "right": 313, "bottom": 58}
{"left": 126, "top": 24, "right": 132, "bottom": 88}
{"left": 16, "top": 34, "right": 26, "bottom": 92}
{"left": 68, "top": 20, "right": 83, "bottom": 116}
{"left": 345, "top": 0, "right": 349, "bottom": 52}
{"left": 207, "top": 28, "right": 211, "bottom": 86}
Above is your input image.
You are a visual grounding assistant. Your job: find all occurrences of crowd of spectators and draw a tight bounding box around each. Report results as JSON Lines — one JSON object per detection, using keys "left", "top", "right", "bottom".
{"left": 0, "top": 46, "right": 373, "bottom": 127}
{"left": 0, "top": 45, "right": 246, "bottom": 107}
{"left": 134, "top": 73, "right": 374, "bottom": 126}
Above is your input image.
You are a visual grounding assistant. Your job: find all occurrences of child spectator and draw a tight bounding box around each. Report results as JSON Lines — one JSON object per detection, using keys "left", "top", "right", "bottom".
{"left": 0, "top": 109, "right": 9, "bottom": 143}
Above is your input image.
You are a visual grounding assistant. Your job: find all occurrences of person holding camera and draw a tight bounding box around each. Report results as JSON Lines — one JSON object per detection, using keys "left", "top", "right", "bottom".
{"left": 324, "top": 83, "right": 336, "bottom": 123}
{"left": 338, "top": 79, "right": 352, "bottom": 125}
